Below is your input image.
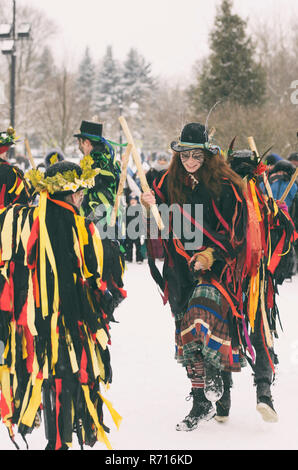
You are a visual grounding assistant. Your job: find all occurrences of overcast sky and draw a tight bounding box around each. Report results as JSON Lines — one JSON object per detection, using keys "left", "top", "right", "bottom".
{"left": 16, "top": 0, "right": 298, "bottom": 81}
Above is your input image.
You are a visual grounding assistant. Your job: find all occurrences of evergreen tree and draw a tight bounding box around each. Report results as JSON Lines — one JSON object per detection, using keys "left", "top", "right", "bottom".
{"left": 76, "top": 47, "right": 96, "bottom": 113}
{"left": 122, "top": 48, "right": 154, "bottom": 105}
{"left": 35, "top": 46, "right": 56, "bottom": 87}
{"left": 193, "top": 0, "right": 266, "bottom": 110}
{"left": 94, "top": 45, "right": 123, "bottom": 115}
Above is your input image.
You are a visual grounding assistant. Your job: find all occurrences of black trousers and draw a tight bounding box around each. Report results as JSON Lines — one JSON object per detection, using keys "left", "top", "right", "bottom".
{"left": 125, "top": 238, "right": 143, "bottom": 262}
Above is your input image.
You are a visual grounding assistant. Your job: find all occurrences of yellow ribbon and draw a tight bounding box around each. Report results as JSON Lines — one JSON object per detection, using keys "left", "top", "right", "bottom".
{"left": 82, "top": 384, "right": 112, "bottom": 450}
{"left": 249, "top": 180, "right": 262, "bottom": 222}
{"left": 98, "top": 392, "right": 122, "bottom": 430}
{"left": 38, "top": 192, "right": 60, "bottom": 366}
{"left": 248, "top": 270, "right": 260, "bottom": 331}
{"left": 91, "top": 223, "right": 104, "bottom": 277}
{"left": 21, "top": 377, "right": 43, "bottom": 428}
{"left": 0, "top": 365, "right": 12, "bottom": 421}
{"left": 1, "top": 207, "right": 14, "bottom": 261}
{"left": 74, "top": 215, "right": 93, "bottom": 279}
{"left": 38, "top": 191, "right": 48, "bottom": 318}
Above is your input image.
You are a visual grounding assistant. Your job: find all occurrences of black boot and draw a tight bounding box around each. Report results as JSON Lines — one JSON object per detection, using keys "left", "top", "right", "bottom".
{"left": 204, "top": 364, "right": 224, "bottom": 402}
{"left": 255, "top": 379, "right": 278, "bottom": 423}
{"left": 176, "top": 388, "right": 215, "bottom": 432}
{"left": 215, "top": 371, "right": 232, "bottom": 423}
{"left": 215, "top": 371, "right": 233, "bottom": 423}
{"left": 45, "top": 440, "right": 69, "bottom": 450}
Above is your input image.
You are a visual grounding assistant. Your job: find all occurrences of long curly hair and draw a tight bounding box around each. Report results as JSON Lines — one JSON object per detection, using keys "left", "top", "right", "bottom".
{"left": 167, "top": 150, "right": 245, "bottom": 204}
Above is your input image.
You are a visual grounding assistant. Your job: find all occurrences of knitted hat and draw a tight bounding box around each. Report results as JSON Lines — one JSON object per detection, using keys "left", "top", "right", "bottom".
{"left": 265, "top": 153, "right": 283, "bottom": 166}
{"left": 270, "top": 160, "right": 296, "bottom": 177}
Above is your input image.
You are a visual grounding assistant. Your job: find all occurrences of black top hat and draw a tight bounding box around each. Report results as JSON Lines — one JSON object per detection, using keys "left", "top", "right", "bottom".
{"left": 74, "top": 120, "right": 103, "bottom": 142}
{"left": 170, "top": 123, "right": 218, "bottom": 155}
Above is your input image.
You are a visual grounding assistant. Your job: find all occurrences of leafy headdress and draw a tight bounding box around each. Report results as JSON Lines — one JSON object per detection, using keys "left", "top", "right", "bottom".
{"left": 26, "top": 156, "right": 99, "bottom": 195}
{"left": 0, "top": 127, "right": 19, "bottom": 155}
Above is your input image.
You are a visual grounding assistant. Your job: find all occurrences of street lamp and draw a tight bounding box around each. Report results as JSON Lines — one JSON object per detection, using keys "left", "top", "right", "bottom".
{"left": 0, "top": 1, "right": 31, "bottom": 135}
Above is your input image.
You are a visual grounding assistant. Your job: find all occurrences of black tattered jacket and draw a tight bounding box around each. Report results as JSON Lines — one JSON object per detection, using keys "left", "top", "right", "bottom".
{"left": 147, "top": 171, "right": 247, "bottom": 317}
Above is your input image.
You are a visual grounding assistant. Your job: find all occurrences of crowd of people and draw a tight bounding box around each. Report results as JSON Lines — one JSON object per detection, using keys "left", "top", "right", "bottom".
{"left": 0, "top": 118, "right": 297, "bottom": 450}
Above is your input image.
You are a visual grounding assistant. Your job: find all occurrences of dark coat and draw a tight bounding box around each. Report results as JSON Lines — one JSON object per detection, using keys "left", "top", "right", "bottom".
{"left": 148, "top": 171, "right": 247, "bottom": 317}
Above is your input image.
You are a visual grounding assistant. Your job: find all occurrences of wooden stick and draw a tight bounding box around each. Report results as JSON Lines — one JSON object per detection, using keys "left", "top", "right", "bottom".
{"left": 247, "top": 136, "right": 273, "bottom": 200}
{"left": 24, "top": 138, "right": 36, "bottom": 170}
{"left": 119, "top": 116, "right": 164, "bottom": 230}
{"left": 110, "top": 143, "right": 132, "bottom": 227}
{"left": 280, "top": 167, "right": 298, "bottom": 203}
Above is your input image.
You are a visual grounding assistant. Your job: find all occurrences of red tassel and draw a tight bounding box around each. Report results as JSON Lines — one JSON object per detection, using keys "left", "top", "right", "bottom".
{"left": 79, "top": 347, "right": 88, "bottom": 384}
{"left": 24, "top": 326, "right": 34, "bottom": 373}
{"left": 55, "top": 378, "right": 62, "bottom": 450}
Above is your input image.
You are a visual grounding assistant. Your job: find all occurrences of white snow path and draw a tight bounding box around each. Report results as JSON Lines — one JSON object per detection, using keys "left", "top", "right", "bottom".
{"left": 0, "top": 261, "right": 297, "bottom": 450}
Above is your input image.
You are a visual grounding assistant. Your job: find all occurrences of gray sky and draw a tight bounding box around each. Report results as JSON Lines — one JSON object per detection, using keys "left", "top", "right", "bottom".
{"left": 16, "top": 0, "right": 298, "bottom": 81}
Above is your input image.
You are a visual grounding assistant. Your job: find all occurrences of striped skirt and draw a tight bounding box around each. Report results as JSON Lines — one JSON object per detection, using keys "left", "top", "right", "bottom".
{"left": 175, "top": 283, "right": 246, "bottom": 372}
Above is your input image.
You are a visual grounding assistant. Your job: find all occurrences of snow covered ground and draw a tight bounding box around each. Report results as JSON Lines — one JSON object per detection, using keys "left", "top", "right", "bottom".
{"left": 1, "top": 260, "right": 298, "bottom": 451}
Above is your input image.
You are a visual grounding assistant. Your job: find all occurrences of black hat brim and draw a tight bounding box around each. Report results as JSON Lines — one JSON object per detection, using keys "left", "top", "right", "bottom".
{"left": 74, "top": 132, "right": 103, "bottom": 142}
{"left": 170, "top": 141, "right": 215, "bottom": 155}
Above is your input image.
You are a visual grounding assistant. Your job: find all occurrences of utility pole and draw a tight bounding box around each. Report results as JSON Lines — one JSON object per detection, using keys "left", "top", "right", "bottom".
{"left": 10, "top": 0, "right": 16, "bottom": 130}
{"left": 0, "top": 0, "right": 31, "bottom": 133}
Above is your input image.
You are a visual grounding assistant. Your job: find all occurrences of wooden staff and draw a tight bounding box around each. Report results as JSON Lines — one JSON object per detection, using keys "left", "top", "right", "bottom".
{"left": 280, "top": 166, "right": 298, "bottom": 203}
{"left": 119, "top": 116, "right": 164, "bottom": 230}
{"left": 110, "top": 143, "right": 132, "bottom": 227}
{"left": 247, "top": 136, "right": 273, "bottom": 200}
{"left": 24, "top": 138, "right": 36, "bottom": 170}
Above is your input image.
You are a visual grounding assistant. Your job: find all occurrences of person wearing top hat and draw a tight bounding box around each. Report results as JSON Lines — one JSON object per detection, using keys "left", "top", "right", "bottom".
{"left": 74, "top": 120, "right": 126, "bottom": 310}
{"left": 0, "top": 158, "right": 124, "bottom": 450}
{"left": 74, "top": 120, "right": 121, "bottom": 227}
{"left": 141, "top": 122, "right": 249, "bottom": 432}
{"left": 0, "top": 127, "right": 32, "bottom": 207}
